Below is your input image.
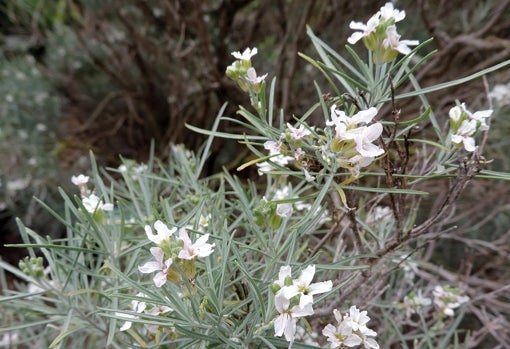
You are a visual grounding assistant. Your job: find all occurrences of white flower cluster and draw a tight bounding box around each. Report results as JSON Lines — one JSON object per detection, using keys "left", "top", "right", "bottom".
{"left": 272, "top": 265, "right": 332, "bottom": 343}
{"left": 449, "top": 103, "right": 492, "bottom": 152}
{"left": 226, "top": 48, "right": 267, "bottom": 93}
{"left": 327, "top": 105, "right": 385, "bottom": 177}
{"left": 399, "top": 285, "right": 469, "bottom": 320}
{"left": 432, "top": 285, "right": 470, "bottom": 317}
{"left": 138, "top": 220, "right": 215, "bottom": 287}
{"left": 322, "top": 306, "right": 379, "bottom": 349}
{"left": 348, "top": 2, "right": 418, "bottom": 63}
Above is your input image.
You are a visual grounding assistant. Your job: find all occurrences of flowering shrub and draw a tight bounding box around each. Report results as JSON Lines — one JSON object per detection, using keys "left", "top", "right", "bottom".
{"left": 1, "top": 2, "right": 510, "bottom": 348}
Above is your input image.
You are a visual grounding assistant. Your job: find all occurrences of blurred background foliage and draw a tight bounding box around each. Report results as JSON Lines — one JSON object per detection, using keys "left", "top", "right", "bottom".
{"left": 0, "top": 0, "right": 509, "bottom": 326}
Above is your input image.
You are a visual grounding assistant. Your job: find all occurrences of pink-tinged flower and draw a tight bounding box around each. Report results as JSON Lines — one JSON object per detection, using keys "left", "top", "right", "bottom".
{"left": 348, "top": 16, "right": 380, "bottom": 45}
{"left": 287, "top": 122, "right": 311, "bottom": 140}
{"left": 177, "top": 228, "right": 215, "bottom": 260}
{"left": 138, "top": 247, "right": 173, "bottom": 287}
{"left": 322, "top": 309, "right": 363, "bottom": 348}
{"left": 274, "top": 292, "right": 314, "bottom": 342}
{"left": 264, "top": 138, "right": 283, "bottom": 155}
{"left": 281, "top": 265, "right": 333, "bottom": 308}
{"left": 382, "top": 25, "right": 419, "bottom": 55}
{"left": 232, "top": 47, "right": 258, "bottom": 61}
{"left": 71, "top": 174, "right": 89, "bottom": 186}
{"left": 145, "top": 220, "right": 176, "bottom": 245}
{"left": 451, "top": 119, "right": 478, "bottom": 152}
{"left": 379, "top": 2, "right": 406, "bottom": 22}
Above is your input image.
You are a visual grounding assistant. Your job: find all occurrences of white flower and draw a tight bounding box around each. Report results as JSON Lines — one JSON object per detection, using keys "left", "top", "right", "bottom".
{"left": 274, "top": 265, "right": 292, "bottom": 289}
{"left": 281, "top": 265, "right": 333, "bottom": 308}
{"left": 274, "top": 292, "right": 314, "bottom": 342}
{"left": 245, "top": 67, "right": 267, "bottom": 85}
{"left": 232, "top": 47, "right": 258, "bottom": 61}
{"left": 287, "top": 122, "right": 311, "bottom": 140}
{"left": 379, "top": 2, "right": 406, "bottom": 22}
{"left": 276, "top": 203, "right": 293, "bottom": 218}
{"left": 403, "top": 289, "right": 431, "bottom": 318}
{"left": 449, "top": 104, "right": 464, "bottom": 122}
{"left": 451, "top": 119, "right": 478, "bottom": 152}
{"left": 346, "top": 123, "right": 384, "bottom": 158}
{"left": 303, "top": 168, "right": 316, "bottom": 182}
{"left": 71, "top": 174, "right": 89, "bottom": 186}
{"left": 343, "top": 306, "right": 379, "bottom": 349}
{"left": 264, "top": 139, "right": 283, "bottom": 155}
{"left": 117, "top": 293, "right": 173, "bottom": 332}
{"left": 348, "top": 16, "right": 380, "bottom": 45}
{"left": 489, "top": 83, "right": 510, "bottom": 106}
{"left": 118, "top": 294, "right": 147, "bottom": 331}
{"left": 329, "top": 105, "right": 378, "bottom": 128}
{"left": 367, "top": 206, "right": 392, "bottom": 225}
{"left": 467, "top": 108, "right": 492, "bottom": 131}
{"left": 138, "top": 247, "right": 173, "bottom": 287}
{"left": 294, "top": 148, "right": 305, "bottom": 161}
{"left": 145, "top": 220, "right": 176, "bottom": 245}
{"left": 82, "top": 194, "right": 114, "bottom": 213}
{"left": 382, "top": 25, "right": 419, "bottom": 55}
{"left": 338, "top": 154, "right": 375, "bottom": 178}
{"left": 199, "top": 214, "right": 211, "bottom": 228}
{"left": 256, "top": 154, "right": 294, "bottom": 175}
{"left": 322, "top": 309, "right": 363, "bottom": 348}
{"left": 177, "top": 228, "right": 215, "bottom": 260}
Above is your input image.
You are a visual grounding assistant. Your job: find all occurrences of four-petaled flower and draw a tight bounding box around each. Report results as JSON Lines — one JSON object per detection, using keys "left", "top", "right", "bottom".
{"left": 382, "top": 25, "right": 419, "bottom": 55}
{"left": 348, "top": 16, "right": 380, "bottom": 45}
{"left": 287, "top": 122, "right": 311, "bottom": 140}
{"left": 322, "top": 309, "right": 363, "bottom": 348}
{"left": 281, "top": 265, "right": 333, "bottom": 308}
{"left": 274, "top": 292, "right": 314, "bottom": 342}
{"left": 145, "top": 220, "right": 176, "bottom": 245}
{"left": 232, "top": 47, "right": 258, "bottom": 61}
{"left": 379, "top": 2, "right": 406, "bottom": 22}
{"left": 178, "top": 228, "right": 215, "bottom": 260}
{"left": 138, "top": 247, "right": 173, "bottom": 287}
